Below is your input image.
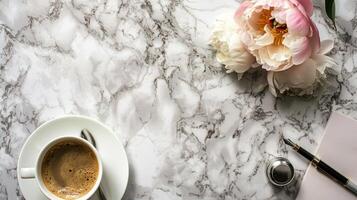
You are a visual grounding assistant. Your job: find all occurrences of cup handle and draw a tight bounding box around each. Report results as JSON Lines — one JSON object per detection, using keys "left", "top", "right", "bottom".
{"left": 20, "top": 168, "right": 36, "bottom": 179}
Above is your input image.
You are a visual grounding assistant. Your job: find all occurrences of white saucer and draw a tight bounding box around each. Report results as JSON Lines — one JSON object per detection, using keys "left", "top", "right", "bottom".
{"left": 17, "top": 115, "right": 129, "bottom": 200}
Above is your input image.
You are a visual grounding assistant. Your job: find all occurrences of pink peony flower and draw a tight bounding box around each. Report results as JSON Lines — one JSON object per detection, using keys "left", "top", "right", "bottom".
{"left": 234, "top": 0, "right": 320, "bottom": 71}
{"left": 210, "top": 0, "right": 336, "bottom": 96}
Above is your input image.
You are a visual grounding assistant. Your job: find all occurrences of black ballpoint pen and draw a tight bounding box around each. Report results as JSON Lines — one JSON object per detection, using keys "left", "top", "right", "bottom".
{"left": 283, "top": 138, "right": 357, "bottom": 196}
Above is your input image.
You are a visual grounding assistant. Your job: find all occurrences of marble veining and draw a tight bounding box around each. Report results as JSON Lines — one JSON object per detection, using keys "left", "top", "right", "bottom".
{"left": 0, "top": 0, "right": 356, "bottom": 199}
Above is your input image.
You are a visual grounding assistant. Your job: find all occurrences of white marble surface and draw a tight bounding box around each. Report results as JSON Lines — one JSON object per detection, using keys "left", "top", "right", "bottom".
{"left": 0, "top": 0, "right": 356, "bottom": 199}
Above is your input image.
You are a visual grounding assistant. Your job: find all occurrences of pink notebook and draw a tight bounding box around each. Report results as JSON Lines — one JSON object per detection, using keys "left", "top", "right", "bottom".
{"left": 296, "top": 112, "right": 357, "bottom": 200}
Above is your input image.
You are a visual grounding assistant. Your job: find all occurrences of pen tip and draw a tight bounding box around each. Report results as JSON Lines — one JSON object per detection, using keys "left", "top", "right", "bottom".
{"left": 282, "top": 137, "right": 295, "bottom": 147}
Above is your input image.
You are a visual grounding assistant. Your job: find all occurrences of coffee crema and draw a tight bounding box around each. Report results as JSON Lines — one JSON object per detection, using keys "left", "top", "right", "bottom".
{"left": 41, "top": 140, "right": 99, "bottom": 200}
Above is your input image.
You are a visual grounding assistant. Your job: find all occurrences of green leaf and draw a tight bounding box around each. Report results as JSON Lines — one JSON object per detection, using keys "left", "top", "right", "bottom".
{"left": 325, "top": 0, "right": 336, "bottom": 28}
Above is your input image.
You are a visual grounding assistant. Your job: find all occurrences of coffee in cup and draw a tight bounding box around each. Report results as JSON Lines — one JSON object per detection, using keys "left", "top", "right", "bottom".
{"left": 20, "top": 136, "right": 103, "bottom": 200}
{"left": 41, "top": 140, "right": 99, "bottom": 199}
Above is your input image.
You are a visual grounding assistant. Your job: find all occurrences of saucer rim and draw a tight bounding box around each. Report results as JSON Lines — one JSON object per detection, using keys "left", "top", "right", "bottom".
{"left": 17, "top": 115, "right": 129, "bottom": 199}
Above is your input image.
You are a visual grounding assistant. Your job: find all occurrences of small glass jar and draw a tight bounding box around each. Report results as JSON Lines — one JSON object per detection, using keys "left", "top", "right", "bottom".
{"left": 266, "top": 157, "right": 295, "bottom": 186}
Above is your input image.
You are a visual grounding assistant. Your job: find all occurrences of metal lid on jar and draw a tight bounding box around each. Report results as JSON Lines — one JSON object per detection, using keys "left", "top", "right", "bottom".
{"left": 266, "top": 157, "right": 295, "bottom": 186}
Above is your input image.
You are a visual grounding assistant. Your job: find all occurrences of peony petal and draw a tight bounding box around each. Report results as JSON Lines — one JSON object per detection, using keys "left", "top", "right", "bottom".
{"left": 271, "top": 9, "right": 288, "bottom": 24}
{"left": 310, "top": 21, "right": 321, "bottom": 54}
{"left": 234, "top": 1, "right": 252, "bottom": 20}
{"left": 290, "top": 0, "right": 313, "bottom": 16}
{"left": 267, "top": 45, "right": 291, "bottom": 62}
{"left": 267, "top": 72, "right": 277, "bottom": 96}
{"left": 260, "top": 45, "right": 293, "bottom": 71}
{"left": 255, "top": 0, "right": 288, "bottom": 8}
{"left": 286, "top": 7, "right": 310, "bottom": 36}
{"left": 223, "top": 50, "right": 256, "bottom": 73}
{"left": 273, "top": 59, "right": 316, "bottom": 91}
{"left": 254, "top": 25, "right": 274, "bottom": 47}
{"left": 318, "top": 40, "right": 334, "bottom": 55}
{"left": 260, "top": 48, "right": 283, "bottom": 70}
{"left": 311, "top": 54, "right": 336, "bottom": 74}
{"left": 283, "top": 34, "right": 311, "bottom": 65}
{"left": 247, "top": 9, "right": 268, "bottom": 33}
{"left": 298, "top": 0, "right": 313, "bottom": 16}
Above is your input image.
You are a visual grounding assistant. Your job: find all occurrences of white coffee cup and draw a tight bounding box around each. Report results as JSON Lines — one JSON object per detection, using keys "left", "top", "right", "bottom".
{"left": 20, "top": 136, "right": 103, "bottom": 200}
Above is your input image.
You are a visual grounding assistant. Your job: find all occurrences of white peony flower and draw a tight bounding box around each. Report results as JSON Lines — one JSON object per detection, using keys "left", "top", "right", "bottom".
{"left": 210, "top": 13, "right": 256, "bottom": 75}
